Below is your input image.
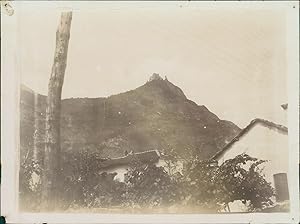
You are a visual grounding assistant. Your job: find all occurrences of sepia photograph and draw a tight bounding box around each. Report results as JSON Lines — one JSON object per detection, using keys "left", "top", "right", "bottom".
{"left": 1, "top": 1, "right": 299, "bottom": 223}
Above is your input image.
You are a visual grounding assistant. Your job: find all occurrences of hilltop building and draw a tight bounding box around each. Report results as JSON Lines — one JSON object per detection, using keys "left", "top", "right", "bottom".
{"left": 149, "top": 73, "right": 163, "bottom": 82}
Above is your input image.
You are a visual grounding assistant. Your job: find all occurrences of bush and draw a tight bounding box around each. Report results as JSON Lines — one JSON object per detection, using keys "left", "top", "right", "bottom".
{"left": 19, "top": 158, "right": 42, "bottom": 211}
{"left": 60, "top": 148, "right": 119, "bottom": 208}
{"left": 180, "top": 158, "right": 221, "bottom": 211}
{"left": 214, "top": 154, "right": 275, "bottom": 211}
{"left": 19, "top": 151, "right": 275, "bottom": 212}
{"left": 123, "top": 163, "right": 181, "bottom": 208}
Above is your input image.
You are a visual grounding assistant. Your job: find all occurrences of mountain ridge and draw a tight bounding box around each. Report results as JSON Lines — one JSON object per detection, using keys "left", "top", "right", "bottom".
{"left": 20, "top": 75, "right": 241, "bottom": 160}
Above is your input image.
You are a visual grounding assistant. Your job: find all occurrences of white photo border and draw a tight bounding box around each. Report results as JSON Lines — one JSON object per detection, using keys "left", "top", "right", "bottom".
{"left": 1, "top": 1, "right": 299, "bottom": 223}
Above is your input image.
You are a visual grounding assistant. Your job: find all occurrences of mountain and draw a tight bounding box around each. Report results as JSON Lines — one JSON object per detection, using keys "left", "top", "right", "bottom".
{"left": 20, "top": 74, "right": 241, "bottom": 161}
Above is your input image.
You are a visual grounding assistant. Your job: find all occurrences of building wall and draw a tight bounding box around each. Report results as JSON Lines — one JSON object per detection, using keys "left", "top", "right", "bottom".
{"left": 103, "top": 166, "right": 129, "bottom": 182}
{"left": 103, "top": 161, "right": 161, "bottom": 182}
{"left": 102, "top": 159, "right": 182, "bottom": 182}
{"left": 218, "top": 123, "right": 288, "bottom": 186}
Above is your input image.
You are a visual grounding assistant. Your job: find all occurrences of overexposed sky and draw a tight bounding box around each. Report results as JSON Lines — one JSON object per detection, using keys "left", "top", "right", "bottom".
{"left": 11, "top": 2, "right": 288, "bottom": 127}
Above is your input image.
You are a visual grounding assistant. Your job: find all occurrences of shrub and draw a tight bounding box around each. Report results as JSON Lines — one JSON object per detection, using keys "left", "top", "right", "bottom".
{"left": 19, "top": 150, "right": 275, "bottom": 213}
{"left": 19, "top": 158, "right": 42, "bottom": 211}
{"left": 214, "top": 154, "right": 275, "bottom": 211}
{"left": 123, "top": 163, "right": 181, "bottom": 208}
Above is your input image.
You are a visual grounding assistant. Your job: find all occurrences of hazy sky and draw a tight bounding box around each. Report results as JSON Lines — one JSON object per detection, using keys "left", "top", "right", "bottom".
{"left": 12, "top": 2, "right": 288, "bottom": 127}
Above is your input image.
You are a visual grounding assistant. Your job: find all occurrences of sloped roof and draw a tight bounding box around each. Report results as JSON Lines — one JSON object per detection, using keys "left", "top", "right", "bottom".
{"left": 99, "top": 150, "right": 160, "bottom": 170}
{"left": 211, "top": 118, "right": 288, "bottom": 161}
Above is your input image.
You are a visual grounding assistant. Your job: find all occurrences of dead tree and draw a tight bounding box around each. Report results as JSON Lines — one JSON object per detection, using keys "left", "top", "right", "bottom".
{"left": 42, "top": 11, "right": 72, "bottom": 210}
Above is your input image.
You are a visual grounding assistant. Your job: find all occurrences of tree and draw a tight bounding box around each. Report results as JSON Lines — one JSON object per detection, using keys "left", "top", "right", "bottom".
{"left": 181, "top": 158, "right": 221, "bottom": 212}
{"left": 124, "top": 163, "right": 180, "bottom": 208}
{"left": 182, "top": 153, "right": 275, "bottom": 212}
{"left": 42, "top": 11, "right": 72, "bottom": 210}
{"left": 214, "top": 154, "right": 275, "bottom": 212}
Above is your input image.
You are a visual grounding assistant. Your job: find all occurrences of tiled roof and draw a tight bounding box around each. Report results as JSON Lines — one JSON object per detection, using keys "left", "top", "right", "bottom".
{"left": 99, "top": 150, "right": 160, "bottom": 169}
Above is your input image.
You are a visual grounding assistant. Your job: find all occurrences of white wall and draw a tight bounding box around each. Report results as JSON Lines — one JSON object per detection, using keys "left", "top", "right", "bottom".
{"left": 218, "top": 123, "right": 288, "bottom": 186}
{"left": 103, "top": 166, "right": 128, "bottom": 182}
{"left": 103, "top": 159, "right": 182, "bottom": 182}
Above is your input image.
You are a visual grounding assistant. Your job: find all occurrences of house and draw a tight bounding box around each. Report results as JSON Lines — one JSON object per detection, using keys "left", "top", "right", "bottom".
{"left": 211, "top": 118, "right": 289, "bottom": 205}
{"left": 98, "top": 150, "right": 160, "bottom": 182}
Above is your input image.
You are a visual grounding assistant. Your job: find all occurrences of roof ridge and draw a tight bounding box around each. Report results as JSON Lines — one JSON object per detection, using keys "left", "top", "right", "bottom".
{"left": 99, "top": 150, "right": 160, "bottom": 170}
{"left": 211, "top": 118, "right": 288, "bottom": 161}
{"left": 110, "top": 149, "right": 160, "bottom": 160}
{"left": 251, "top": 118, "right": 288, "bottom": 132}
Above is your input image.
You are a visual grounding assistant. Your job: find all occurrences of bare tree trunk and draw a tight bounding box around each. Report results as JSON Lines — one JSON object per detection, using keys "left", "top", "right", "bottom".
{"left": 42, "top": 11, "right": 72, "bottom": 210}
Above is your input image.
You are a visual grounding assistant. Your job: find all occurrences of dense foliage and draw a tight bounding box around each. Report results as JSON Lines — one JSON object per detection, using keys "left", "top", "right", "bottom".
{"left": 19, "top": 151, "right": 275, "bottom": 212}
{"left": 19, "top": 158, "right": 42, "bottom": 211}
{"left": 215, "top": 154, "right": 274, "bottom": 211}
{"left": 123, "top": 163, "right": 181, "bottom": 208}
{"left": 182, "top": 154, "right": 275, "bottom": 212}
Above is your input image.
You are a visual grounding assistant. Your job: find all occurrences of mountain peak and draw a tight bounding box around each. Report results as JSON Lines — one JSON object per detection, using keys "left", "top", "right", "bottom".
{"left": 149, "top": 73, "right": 163, "bottom": 82}
{"left": 143, "top": 73, "right": 187, "bottom": 100}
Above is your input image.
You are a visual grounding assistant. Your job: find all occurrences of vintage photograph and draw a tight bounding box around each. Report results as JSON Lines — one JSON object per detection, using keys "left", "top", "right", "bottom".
{"left": 1, "top": 1, "right": 299, "bottom": 221}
